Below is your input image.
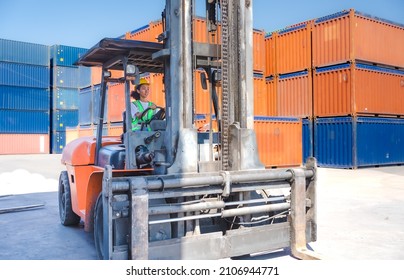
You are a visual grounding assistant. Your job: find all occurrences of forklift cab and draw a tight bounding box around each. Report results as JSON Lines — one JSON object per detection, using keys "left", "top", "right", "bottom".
{"left": 75, "top": 38, "right": 165, "bottom": 170}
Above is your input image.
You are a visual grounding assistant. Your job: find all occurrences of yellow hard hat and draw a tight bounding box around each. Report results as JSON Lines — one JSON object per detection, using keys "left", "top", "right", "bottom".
{"left": 138, "top": 77, "right": 150, "bottom": 86}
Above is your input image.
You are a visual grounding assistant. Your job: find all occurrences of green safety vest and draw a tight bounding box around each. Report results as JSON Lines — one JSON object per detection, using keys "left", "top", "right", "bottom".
{"left": 131, "top": 100, "right": 154, "bottom": 131}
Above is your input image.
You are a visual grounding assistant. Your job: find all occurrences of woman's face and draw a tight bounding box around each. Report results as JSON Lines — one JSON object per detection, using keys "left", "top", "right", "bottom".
{"left": 137, "top": 84, "right": 150, "bottom": 100}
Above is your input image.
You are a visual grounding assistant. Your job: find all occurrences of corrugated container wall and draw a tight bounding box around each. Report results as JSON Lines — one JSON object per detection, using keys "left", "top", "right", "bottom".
{"left": 254, "top": 74, "right": 267, "bottom": 116}
{"left": 50, "top": 45, "right": 89, "bottom": 67}
{"left": 275, "top": 21, "right": 312, "bottom": 74}
{"left": 52, "top": 109, "right": 79, "bottom": 131}
{"left": 51, "top": 87, "right": 79, "bottom": 110}
{"left": 277, "top": 70, "right": 312, "bottom": 117}
{"left": 315, "top": 117, "right": 404, "bottom": 168}
{"left": 0, "top": 110, "right": 49, "bottom": 134}
{"left": 0, "top": 134, "right": 50, "bottom": 154}
{"left": 302, "top": 119, "right": 314, "bottom": 162}
{"left": 314, "top": 63, "right": 404, "bottom": 117}
{"left": 264, "top": 33, "right": 276, "bottom": 77}
{"left": 0, "top": 39, "right": 49, "bottom": 66}
{"left": 265, "top": 76, "right": 277, "bottom": 116}
{"left": 312, "top": 9, "right": 404, "bottom": 68}
{"left": 255, "top": 117, "right": 302, "bottom": 168}
{"left": 78, "top": 86, "right": 93, "bottom": 125}
{"left": 0, "top": 86, "right": 49, "bottom": 111}
{"left": 0, "top": 62, "right": 50, "bottom": 88}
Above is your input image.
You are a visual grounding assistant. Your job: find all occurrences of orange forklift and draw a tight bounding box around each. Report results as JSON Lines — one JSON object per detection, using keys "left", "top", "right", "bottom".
{"left": 59, "top": 0, "right": 320, "bottom": 260}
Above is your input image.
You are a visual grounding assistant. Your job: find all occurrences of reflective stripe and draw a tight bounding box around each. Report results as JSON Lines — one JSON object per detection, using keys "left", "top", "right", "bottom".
{"left": 132, "top": 100, "right": 153, "bottom": 131}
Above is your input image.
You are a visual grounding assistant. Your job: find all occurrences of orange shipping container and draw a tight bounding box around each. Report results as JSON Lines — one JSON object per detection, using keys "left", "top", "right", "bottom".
{"left": 264, "top": 33, "right": 276, "bottom": 77}
{"left": 126, "top": 18, "right": 265, "bottom": 73}
{"left": 91, "top": 67, "right": 124, "bottom": 86}
{"left": 107, "top": 123, "right": 123, "bottom": 136}
{"left": 0, "top": 134, "right": 49, "bottom": 155}
{"left": 275, "top": 21, "right": 312, "bottom": 74}
{"left": 254, "top": 117, "right": 302, "bottom": 168}
{"left": 314, "top": 63, "right": 404, "bottom": 117}
{"left": 253, "top": 74, "right": 267, "bottom": 116}
{"left": 107, "top": 83, "right": 126, "bottom": 122}
{"left": 277, "top": 70, "right": 313, "bottom": 118}
{"left": 265, "top": 76, "right": 277, "bottom": 116}
{"left": 312, "top": 9, "right": 404, "bottom": 68}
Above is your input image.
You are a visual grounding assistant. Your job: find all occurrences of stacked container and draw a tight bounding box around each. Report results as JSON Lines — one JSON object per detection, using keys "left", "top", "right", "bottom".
{"left": 50, "top": 45, "right": 91, "bottom": 153}
{"left": 0, "top": 39, "right": 50, "bottom": 154}
{"left": 311, "top": 10, "right": 404, "bottom": 168}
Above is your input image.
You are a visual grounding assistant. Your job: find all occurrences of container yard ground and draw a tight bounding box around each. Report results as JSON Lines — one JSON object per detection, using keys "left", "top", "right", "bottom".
{"left": 0, "top": 154, "right": 403, "bottom": 260}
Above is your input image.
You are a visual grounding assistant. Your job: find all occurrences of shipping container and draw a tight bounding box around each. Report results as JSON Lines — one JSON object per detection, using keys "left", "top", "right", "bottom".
{"left": 314, "top": 63, "right": 404, "bottom": 117}
{"left": 254, "top": 116, "right": 302, "bottom": 168}
{"left": 0, "top": 109, "right": 49, "bottom": 134}
{"left": 50, "top": 45, "right": 88, "bottom": 67}
{"left": 302, "top": 118, "right": 314, "bottom": 163}
{"left": 107, "top": 123, "right": 124, "bottom": 137}
{"left": 314, "top": 116, "right": 404, "bottom": 168}
{"left": 0, "top": 134, "right": 49, "bottom": 155}
{"left": 107, "top": 83, "right": 125, "bottom": 123}
{"left": 265, "top": 76, "right": 277, "bottom": 116}
{"left": 126, "top": 19, "right": 265, "bottom": 72}
{"left": 0, "top": 86, "right": 49, "bottom": 110}
{"left": 90, "top": 67, "right": 124, "bottom": 85}
{"left": 78, "top": 125, "right": 96, "bottom": 137}
{"left": 93, "top": 84, "right": 108, "bottom": 124}
{"left": 51, "top": 109, "right": 79, "bottom": 131}
{"left": 0, "top": 39, "right": 49, "bottom": 66}
{"left": 254, "top": 73, "right": 267, "bottom": 116}
{"left": 50, "top": 130, "right": 67, "bottom": 154}
{"left": 312, "top": 9, "right": 404, "bottom": 68}
{"left": 51, "top": 87, "right": 79, "bottom": 110}
{"left": 275, "top": 21, "right": 312, "bottom": 74}
{"left": 0, "top": 62, "right": 49, "bottom": 88}
{"left": 264, "top": 33, "right": 276, "bottom": 77}
{"left": 65, "top": 127, "right": 79, "bottom": 145}
{"left": 78, "top": 86, "right": 93, "bottom": 125}
{"left": 277, "top": 70, "right": 312, "bottom": 118}
{"left": 51, "top": 66, "right": 91, "bottom": 88}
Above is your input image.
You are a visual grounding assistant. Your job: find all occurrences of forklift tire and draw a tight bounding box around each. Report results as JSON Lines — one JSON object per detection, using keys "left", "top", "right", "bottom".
{"left": 58, "top": 171, "right": 81, "bottom": 226}
{"left": 94, "top": 193, "right": 105, "bottom": 260}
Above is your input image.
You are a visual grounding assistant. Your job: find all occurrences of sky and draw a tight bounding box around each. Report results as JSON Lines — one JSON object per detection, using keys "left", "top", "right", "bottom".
{"left": 0, "top": 0, "right": 403, "bottom": 49}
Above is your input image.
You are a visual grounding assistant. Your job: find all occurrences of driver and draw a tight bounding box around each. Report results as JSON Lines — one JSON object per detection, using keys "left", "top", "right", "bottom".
{"left": 130, "top": 77, "right": 157, "bottom": 131}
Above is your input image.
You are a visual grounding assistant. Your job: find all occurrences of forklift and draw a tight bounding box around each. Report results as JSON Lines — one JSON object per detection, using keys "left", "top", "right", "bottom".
{"left": 59, "top": 0, "right": 320, "bottom": 260}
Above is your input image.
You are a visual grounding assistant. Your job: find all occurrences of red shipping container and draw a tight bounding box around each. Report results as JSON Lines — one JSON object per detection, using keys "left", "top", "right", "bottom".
{"left": 254, "top": 74, "right": 267, "bottom": 116}
{"left": 0, "top": 134, "right": 49, "bottom": 155}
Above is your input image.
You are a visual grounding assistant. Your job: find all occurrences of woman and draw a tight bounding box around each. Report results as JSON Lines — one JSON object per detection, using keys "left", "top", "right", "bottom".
{"left": 130, "top": 77, "right": 157, "bottom": 131}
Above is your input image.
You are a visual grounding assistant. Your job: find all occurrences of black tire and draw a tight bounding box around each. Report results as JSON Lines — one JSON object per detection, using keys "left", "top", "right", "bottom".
{"left": 94, "top": 193, "right": 105, "bottom": 260}
{"left": 58, "top": 171, "right": 81, "bottom": 226}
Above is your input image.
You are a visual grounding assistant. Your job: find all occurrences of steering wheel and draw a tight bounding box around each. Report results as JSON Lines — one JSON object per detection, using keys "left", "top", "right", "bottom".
{"left": 139, "top": 106, "right": 166, "bottom": 129}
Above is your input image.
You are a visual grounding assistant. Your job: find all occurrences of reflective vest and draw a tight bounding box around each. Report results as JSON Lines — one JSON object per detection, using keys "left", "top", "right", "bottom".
{"left": 131, "top": 100, "right": 154, "bottom": 131}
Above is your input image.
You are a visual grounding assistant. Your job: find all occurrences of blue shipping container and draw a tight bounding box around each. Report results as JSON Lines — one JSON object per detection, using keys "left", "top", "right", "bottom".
{"left": 50, "top": 45, "right": 88, "bottom": 67}
{"left": 0, "top": 109, "right": 49, "bottom": 134}
{"left": 0, "top": 62, "right": 50, "bottom": 88}
{"left": 315, "top": 117, "right": 404, "bottom": 168}
{"left": 51, "top": 109, "right": 79, "bottom": 131}
{"left": 79, "top": 86, "right": 93, "bottom": 125}
{"left": 0, "top": 86, "right": 50, "bottom": 110}
{"left": 50, "top": 130, "right": 66, "bottom": 154}
{"left": 0, "top": 38, "right": 50, "bottom": 66}
{"left": 51, "top": 87, "right": 79, "bottom": 110}
{"left": 93, "top": 84, "right": 108, "bottom": 124}
{"left": 50, "top": 66, "right": 91, "bottom": 89}
{"left": 302, "top": 118, "right": 313, "bottom": 163}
